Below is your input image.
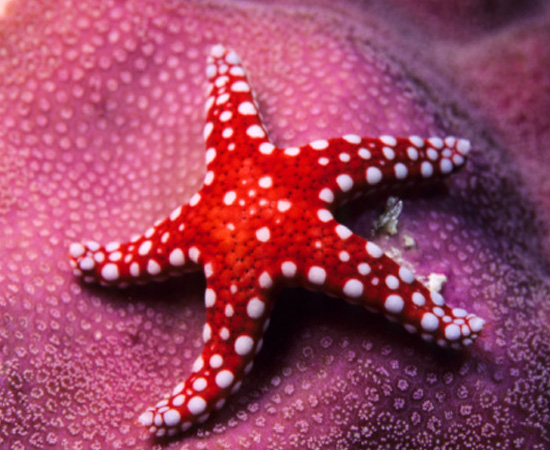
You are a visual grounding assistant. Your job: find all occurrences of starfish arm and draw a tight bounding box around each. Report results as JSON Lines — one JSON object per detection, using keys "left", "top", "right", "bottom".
{"left": 137, "top": 275, "right": 270, "bottom": 436}
{"left": 290, "top": 135, "right": 471, "bottom": 206}
{"left": 202, "top": 44, "right": 274, "bottom": 174}
{"left": 69, "top": 205, "right": 198, "bottom": 286}
{"left": 294, "top": 221, "right": 484, "bottom": 349}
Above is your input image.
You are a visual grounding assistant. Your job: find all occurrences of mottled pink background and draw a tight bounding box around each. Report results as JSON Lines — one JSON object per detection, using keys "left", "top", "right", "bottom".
{"left": 1, "top": 0, "right": 549, "bottom": 449}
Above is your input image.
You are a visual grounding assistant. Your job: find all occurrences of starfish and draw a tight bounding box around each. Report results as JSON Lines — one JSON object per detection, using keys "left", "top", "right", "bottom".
{"left": 69, "top": 44, "right": 485, "bottom": 437}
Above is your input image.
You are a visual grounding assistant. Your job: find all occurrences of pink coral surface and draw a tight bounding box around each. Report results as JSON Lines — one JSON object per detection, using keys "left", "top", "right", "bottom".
{"left": 1, "top": 1, "right": 549, "bottom": 449}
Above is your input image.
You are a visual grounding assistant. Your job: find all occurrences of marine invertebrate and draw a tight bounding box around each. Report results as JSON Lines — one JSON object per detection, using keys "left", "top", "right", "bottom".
{"left": 69, "top": 44, "right": 483, "bottom": 436}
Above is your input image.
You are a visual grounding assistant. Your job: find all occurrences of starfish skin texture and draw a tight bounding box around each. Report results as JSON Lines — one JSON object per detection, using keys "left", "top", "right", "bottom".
{"left": 68, "top": 44, "right": 484, "bottom": 437}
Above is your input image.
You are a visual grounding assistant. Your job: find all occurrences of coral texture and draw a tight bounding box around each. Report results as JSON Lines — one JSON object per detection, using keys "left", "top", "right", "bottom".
{"left": 0, "top": 0, "right": 549, "bottom": 449}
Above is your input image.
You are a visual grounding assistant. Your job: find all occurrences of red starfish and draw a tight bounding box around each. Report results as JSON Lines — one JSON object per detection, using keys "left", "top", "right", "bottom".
{"left": 69, "top": 44, "right": 484, "bottom": 437}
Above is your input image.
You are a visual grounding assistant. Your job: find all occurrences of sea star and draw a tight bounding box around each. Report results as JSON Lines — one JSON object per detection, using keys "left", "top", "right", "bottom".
{"left": 69, "top": 44, "right": 484, "bottom": 437}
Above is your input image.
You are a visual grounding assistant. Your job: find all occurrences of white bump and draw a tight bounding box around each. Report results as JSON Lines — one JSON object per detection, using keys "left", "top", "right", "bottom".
{"left": 231, "top": 81, "right": 250, "bottom": 92}
{"left": 223, "top": 191, "right": 237, "bottom": 205}
{"left": 101, "top": 263, "right": 119, "bottom": 281}
{"left": 398, "top": 267, "right": 414, "bottom": 284}
{"left": 383, "top": 147, "right": 395, "bottom": 160}
{"left": 445, "top": 324, "right": 461, "bottom": 341}
{"left": 412, "top": 292, "right": 426, "bottom": 306}
{"left": 216, "top": 93, "right": 230, "bottom": 105}
{"left": 225, "top": 304, "right": 234, "bottom": 317}
{"left": 259, "top": 142, "right": 275, "bottom": 154}
{"left": 238, "top": 101, "right": 257, "bottom": 115}
{"left": 192, "top": 378, "right": 207, "bottom": 392}
{"left": 235, "top": 335, "right": 254, "bottom": 355}
{"left": 216, "top": 370, "right": 235, "bottom": 389}
{"left": 259, "top": 271, "right": 273, "bottom": 288}
{"left": 421, "top": 161, "right": 433, "bottom": 177}
{"left": 394, "top": 163, "right": 408, "bottom": 179}
{"left": 256, "top": 227, "right": 271, "bottom": 242}
{"left": 205, "top": 96, "right": 215, "bottom": 112}
{"left": 192, "top": 357, "right": 204, "bottom": 372}
{"left": 452, "top": 308, "right": 468, "bottom": 318}
{"left": 469, "top": 317, "right": 485, "bottom": 332}
{"left": 380, "top": 135, "right": 397, "bottom": 146}
{"left": 284, "top": 147, "right": 300, "bottom": 156}
{"left": 457, "top": 139, "right": 471, "bottom": 155}
{"left": 335, "top": 224, "right": 352, "bottom": 240}
{"left": 366, "top": 167, "right": 383, "bottom": 184}
{"left": 138, "top": 411, "right": 154, "bottom": 427}
{"left": 277, "top": 200, "right": 291, "bottom": 212}
{"left": 246, "top": 125, "right": 265, "bottom": 138}
{"left": 204, "top": 263, "right": 213, "bottom": 278}
{"left": 336, "top": 174, "right": 354, "bottom": 192}
{"left": 147, "top": 259, "right": 161, "bottom": 276}
{"left": 358, "top": 148, "right": 371, "bottom": 159}
{"left": 343, "top": 279, "right": 364, "bottom": 298}
{"left": 210, "top": 44, "right": 225, "bottom": 58}
{"left": 215, "top": 75, "right": 229, "bottom": 88}
{"left": 138, "top": 240, "right": 152, "bottom": 256}
{"left": 168, "top": 248, "right": 185, "bottom": 267}
{"left": 310, "top": 139, "right": 329, "bottom": 150}
{"left": 203, "top": 122, "right": 214, "bottom": 140}
{"left": 421, "top": 313, "right": 439, "bottom": 332}
{"left": 385, "top": 275, "right": 400, "bottom": 290}
{"left": 129, "top": 262, "right": 140, "bottom": 277}
{"left": 317, "top": 209, "right": 333, "bottom": 223}
{"left": 343, "top": 134, "right": 361, "bottom": 144}
{"left": 430, "top": 291, "right": 445, "bottom": 306}
{"left": 172, "top": 395, "right": 186, "bottom": 407}
{"left": 204, "top": 171, "right": 215, "bottom": 186}
{"left": 357, "top": 263, "right": 371, "bottom": 275}
{"left": 308, "top": 266, "right": 326, "bottom": 285}
{"left": 318, "top": 157, "right": 330, "bottom": 166}
{"left": 319, "top": 188, "right": 335, "bottom": 203}
{"left": 85, "top": 241, "right": 101, "bottom": 251}
{"left": 406, "top": 146, "right": 419, "bottom": 160}
{"left": 428, "top": 137, "right": 444, "bottom": 149}
{"left": 427, "top": 148, "right": 439, "bottom": 160}
{"left": 189, "top": 193, "right": 201, "bottom": 206}
{"left": 210, "top": 354, "right": 223, "bottom": 368}
{"left": 219, "top": 327, "right": 230, "bottom": 340}
{"left": 187, "top": 396, "right": 207, "bottom": 416}
{"left": 105, "top": 242, "right": 120, "bottom": 252}
{"left": 79, "top": 257, "right": 95, "bottom": 271}
{"left": 385, "top": 295, "right": 404, "bottom": 314}
{"left": 409, "top": 136, "right": 424, "bottom": 148}
{"left": 188, "top": 247, "right": 200, "bottom": 263}
{"left": 229, "top": 66, "right": 245, "bottom": 77}
{"left": 206, "top": 64, "right": 217, "bottom": 79}
{"left": 205, "top": 288, "right": 216, "bottom": 307}
{"left": 222, "top": 127, "right": 234, "bottom": 138}
{"left": 339, "top": 251, "right": 350, "bottom": 262}
{"left": 205, "top": 148, "right": 216, "bottom": 164}
{"left": 109, "top": 251, "right": 122, "bottom": 262}
{"left": 281, "top": 261, "right": 297, "bottom": 277}
{"left": 366, "top": 242, "right": 383, "bottom": 258}
{"left": 453, "top": 154, "right": 465, "bottom": 166}
{"left": 69, "top": 243, "right": 85, "bottom": 258}
{"left": 339, "top": 153, "right": 351, "bottom": 162}
{"left": 202, "top": 323, "right": 212, "bottom": 342}
{"left": 258, "top": 176, "right": 273, "bottom": 188}
{"left": 440, "top": 159, "right": 453, "bottom": 174}
{"left": 247, "top": 297, "right": 265, "bottom": 319}
{"left": 225, "top": 50, "right": 240, "bottom": 64}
